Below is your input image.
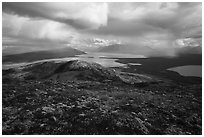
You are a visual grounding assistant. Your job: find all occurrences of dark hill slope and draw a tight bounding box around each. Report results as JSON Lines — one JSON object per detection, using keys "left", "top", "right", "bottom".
{"left": 116, "top": 54, "right": 202, "bottom": 73}
{"left": 2, "top": 47, "right": 85, "bottom": 63}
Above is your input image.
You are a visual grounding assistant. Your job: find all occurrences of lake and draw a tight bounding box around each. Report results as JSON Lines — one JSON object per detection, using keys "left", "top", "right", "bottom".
{"left": 3, "top": 52, "right": 145, "bottom": 69}
{"left": 76, "top": 52, "right": 146, "bottom": 59}
{"left": 3, "top": 53, "right": 202, "bottom": 78}
{"left": 168, "top": 65, "right": 202, "bottom": 77}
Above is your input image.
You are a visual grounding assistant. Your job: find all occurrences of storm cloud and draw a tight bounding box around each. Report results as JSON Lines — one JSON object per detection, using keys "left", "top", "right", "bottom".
{"left": 2, "top": 2, "right": 202, "bottom": 56}
{"left": 3, "top": 2, "right": 108, "bottom": 29}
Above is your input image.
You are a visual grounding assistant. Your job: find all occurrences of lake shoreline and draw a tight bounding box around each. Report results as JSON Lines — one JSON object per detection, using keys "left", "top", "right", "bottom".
{"left": 3, "top": 53, "right": 202, "bottom": 84}
{"left": 168, "top": 65, "right": 202, "bottom": 78}
{"left": 115, "top": 54, "right": 202, "bottom": 84}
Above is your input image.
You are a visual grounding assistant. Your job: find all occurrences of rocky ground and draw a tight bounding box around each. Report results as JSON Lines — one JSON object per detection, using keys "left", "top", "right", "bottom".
{"left": 2, "top": 60, "right": 202, "bottom": 135}
{"left": 2, "top": 79, "right": 202, "bottom": 135}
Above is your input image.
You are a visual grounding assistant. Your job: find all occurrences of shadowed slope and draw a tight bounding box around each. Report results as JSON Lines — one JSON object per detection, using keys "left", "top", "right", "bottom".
{"left": 3, "top": 60, "right": 159, "bottom": 85}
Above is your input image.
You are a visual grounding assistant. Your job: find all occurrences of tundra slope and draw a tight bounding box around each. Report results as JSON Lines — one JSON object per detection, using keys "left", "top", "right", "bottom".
{"left": 3, "top": 60, "right": 158, "bottom": 85}
{"left": 2, "top": 60, "right": 202, "bottom": 135}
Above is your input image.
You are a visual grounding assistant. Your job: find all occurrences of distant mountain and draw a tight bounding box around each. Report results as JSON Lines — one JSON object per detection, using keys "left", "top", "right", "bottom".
{"left": 2, "top": 47, "right": 85, "bottom": 63}
{"left": 176, "top": 46, "right": 202, "bottom": 55}
{"left": 97, "top": 44, "right": 123, "bottom": 52}
{"left": 97, "top": 44, "right": 158, "bottom": 57}
{"left": 98, "top": 43, "right": 202, "bottom": 57}
{"left": 2, "top": 46, "right": 41, "bottom": 56}
{"left": 3, "top": 60, "right": 158, "bottom": 85}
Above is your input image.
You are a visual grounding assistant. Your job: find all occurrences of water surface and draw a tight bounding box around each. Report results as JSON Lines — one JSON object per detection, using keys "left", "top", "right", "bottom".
{"left": 168, "top": 65, "right": 202, "bottom": 77}
{"left": 76, "top": 52, "right": 146, "bottom": 58}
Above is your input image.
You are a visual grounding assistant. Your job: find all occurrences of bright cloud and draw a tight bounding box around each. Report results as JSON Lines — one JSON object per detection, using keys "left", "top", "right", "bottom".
{"left": 3, "top": 12, "right": 79, "bottom": 45}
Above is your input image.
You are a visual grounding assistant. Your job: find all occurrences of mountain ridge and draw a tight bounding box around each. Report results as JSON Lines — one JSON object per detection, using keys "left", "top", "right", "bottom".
{"left": 97, "top": 43, "right": 202, "bottom": 57}
{"left": 3, "top": 60, "right": 159, "bottom": 85}
{"left": 3, "top": 47, "right": 85, "bottom": 63}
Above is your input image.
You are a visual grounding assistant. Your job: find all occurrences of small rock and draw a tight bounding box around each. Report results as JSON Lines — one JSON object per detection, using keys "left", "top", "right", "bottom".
{"left": 40, "top": 124, "right": 46, "bottom": 127}
{"left": 42, "top": 106, "right": 55, "bottom": 113}
{"left": 79, "top": 113, "right": 86, "bottom": 117}
{"left": 131, "top": 112, "right": 136, "bottom": 115}
{"left": 52, "top": 116, "right": 57, "bottom": 122}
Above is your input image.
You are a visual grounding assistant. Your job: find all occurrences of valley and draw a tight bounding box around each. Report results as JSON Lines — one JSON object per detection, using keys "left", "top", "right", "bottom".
{"left": 2, "top": 2, "right": 202, "bottom": 135}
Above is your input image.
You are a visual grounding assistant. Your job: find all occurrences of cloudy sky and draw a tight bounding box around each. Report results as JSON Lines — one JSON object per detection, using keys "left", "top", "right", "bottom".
{"left": 2, "top": 2, "right": 202, "bottom": 55}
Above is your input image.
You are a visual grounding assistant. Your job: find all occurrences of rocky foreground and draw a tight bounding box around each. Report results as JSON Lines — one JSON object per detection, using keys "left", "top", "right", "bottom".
{"left": 2, "top": 60, "right": 202, "bottom": 135}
